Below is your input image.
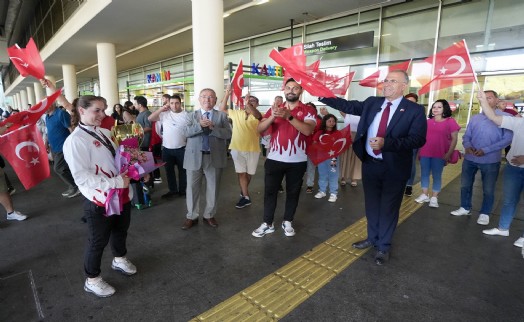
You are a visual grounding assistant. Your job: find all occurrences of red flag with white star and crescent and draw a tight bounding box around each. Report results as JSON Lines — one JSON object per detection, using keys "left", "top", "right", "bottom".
{"left": 306, "top": 125, "right": 352, "bottom": 165}
{"left": 0, "top": 124, "right": 50, "bottom": 190}
{"left": 7, "top": 37, "right": 45, "bottom": 80}
{"left": 231, "top": 59, "right": 244, "bottom": 109}
{"left": 418, "top": 39, "right": 477, "bottom": 95}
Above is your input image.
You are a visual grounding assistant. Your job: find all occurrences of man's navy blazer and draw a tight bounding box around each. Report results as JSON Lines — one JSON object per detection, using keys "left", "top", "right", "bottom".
{"left": 320, "top": 96, "right": 427, "bottom": 180}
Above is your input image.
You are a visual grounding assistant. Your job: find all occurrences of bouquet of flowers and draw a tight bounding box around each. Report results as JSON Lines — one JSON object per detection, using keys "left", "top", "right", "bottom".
{"left": 105, "top": 124, "right": 163, "bottom": 216}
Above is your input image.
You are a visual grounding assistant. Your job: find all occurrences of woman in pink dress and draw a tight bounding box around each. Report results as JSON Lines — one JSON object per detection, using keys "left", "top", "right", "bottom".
{"left": 415, "top": 99, "right": 460, "bottom": 208}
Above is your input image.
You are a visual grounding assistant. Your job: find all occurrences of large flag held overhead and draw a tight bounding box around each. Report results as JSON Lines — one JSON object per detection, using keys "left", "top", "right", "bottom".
{"left": 231, "top": 59, "right": 244, "bottom": 108}
{"left": 0, "top": 124, "right": 50, "bottom": 190}
{"left": 7, "top": 37, "right": 45, "bottom": 80}
{"left": 418, "top": 39, "right": 477, "bottom": 95}
{"left": 306, "top": 125, "right": 352, "bottom": 165}
{"left": 270, "top": 45, "right": 352, "bottom": 98}
{"left": 0, "top": 88, "right": 62, "bottom": 134}
{"left": 359, "top": 59, "right": 412, "bottom": 88}
{"left": 327, "top": 71, "right": 355, "bottom": 96}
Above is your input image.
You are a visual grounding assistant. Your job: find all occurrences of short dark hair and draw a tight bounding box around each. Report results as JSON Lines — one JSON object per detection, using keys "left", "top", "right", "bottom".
{"left": 429, "top": 99, "right": 452, "bottom": 119}
{"left": 170, "top": 94, "right": 182, "bottom": 102}
{"left": 285, "top": 78, "right": 301, "bottom": 87}
{"left": 162, "top": 94, "right": 171, "bottom": 99}
{"left": 484, "top": 90, "right": 498, "bottom": 98}
{"left": 134, "top": 96, "right": 147, "bottom": 107}
{"left": 404, "top": 93, "right": 419, "bottom": 102}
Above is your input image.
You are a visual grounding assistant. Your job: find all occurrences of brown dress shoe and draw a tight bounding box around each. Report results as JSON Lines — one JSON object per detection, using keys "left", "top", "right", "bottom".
{"left": 203, "top": 217, "right": 218, "bottom": 228}
{"left": 182, "top": 219, "right": 198, "bottom": 230}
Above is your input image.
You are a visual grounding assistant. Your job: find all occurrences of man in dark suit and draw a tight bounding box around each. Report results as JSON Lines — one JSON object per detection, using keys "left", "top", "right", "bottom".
{"left": 181, "top": 88, "right": 232, "bottom": 230}
{"left": 320, "top": 70, "right": 427, "bottom": 265}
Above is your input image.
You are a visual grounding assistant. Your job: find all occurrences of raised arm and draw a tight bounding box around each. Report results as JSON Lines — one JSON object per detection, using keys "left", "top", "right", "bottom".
{"left": 218, "top": 85, "right": 231, "bottom": 114}
{"left": 40, "top": 78, "right": 75, "bottom": 112}
{"left": 477, "top": 91, "right": 503, "bottom": 126}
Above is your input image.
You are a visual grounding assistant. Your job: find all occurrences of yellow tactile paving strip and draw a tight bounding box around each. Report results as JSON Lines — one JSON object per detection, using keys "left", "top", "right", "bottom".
{"left": 192, "top": 161, "right": 463, "bottom": 322}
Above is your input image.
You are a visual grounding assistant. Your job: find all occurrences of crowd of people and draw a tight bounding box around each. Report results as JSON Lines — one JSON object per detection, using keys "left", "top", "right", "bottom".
{"left": 2, "top": 72, "right": 523, "bottom": 297}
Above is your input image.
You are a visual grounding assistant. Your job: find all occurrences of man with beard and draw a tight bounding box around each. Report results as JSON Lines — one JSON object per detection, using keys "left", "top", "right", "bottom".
{"left": 319, "top": 70, "right": 427, "bottom": 265}
{"left": 252, "top": 78, "right": 316, "bottom": 238}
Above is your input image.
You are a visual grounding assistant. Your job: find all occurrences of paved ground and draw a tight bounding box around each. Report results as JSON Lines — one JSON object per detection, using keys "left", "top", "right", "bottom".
{"left": 1, "top": 158, "right": 523, "bottom": 322}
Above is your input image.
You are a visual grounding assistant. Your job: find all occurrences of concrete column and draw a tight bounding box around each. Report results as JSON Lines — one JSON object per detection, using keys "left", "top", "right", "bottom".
{"left": 96, "top": 43, "right": 119, "bottom": 108}
{"left": 34, "top": 82, "right": 44, "bottom": 102}
{"left": 62, "top": 64, "right": 78, "bottom": 102}
{"left": 14, "top": 93, "right": 20, "bottom": 110}
{"left": 191, "top": 0, "right": 224, "bottom": 108}
{"left": 20, "top": 90, "right": 28, "bottom": 110}
{"left": 44, "top": 75, "right": 56, "bottom": 96}
{"left": 26, "top": 86, "right": 35, "bottom": 106}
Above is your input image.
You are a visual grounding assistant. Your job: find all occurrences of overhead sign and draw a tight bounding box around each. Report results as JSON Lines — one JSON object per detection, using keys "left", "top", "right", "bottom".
{"left": 303, "top": 31, "right": 374, "bottom": 56}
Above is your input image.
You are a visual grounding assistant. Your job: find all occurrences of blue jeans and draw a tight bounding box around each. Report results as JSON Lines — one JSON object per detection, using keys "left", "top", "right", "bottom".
{"left": 306, "top": 157, "right": 316, "bottom": 187}
{"left": 460, "top": 159, "right": 500, "bottom": 214}
{"left": 317, "top": 157, "right": 339, "bottom": 195}
{"left": 406, "top": 149, "right": 418, "bottom": 186}
{"left": 419, "top": 157, "right": 446, "bottom": 193}
{"left": 162, "top": 147, "right": 186, "bottom": 193}
{"left": 498, "top": 164, "right": 524, "bottom": 229}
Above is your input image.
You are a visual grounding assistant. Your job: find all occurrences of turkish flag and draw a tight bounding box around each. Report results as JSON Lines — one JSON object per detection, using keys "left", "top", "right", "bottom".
{"left": 418, "top": 39, "right": 477, "bottom": 95}
{"left": 306, "top": 125, "right": 352, "bottom": 165}
{"left": 0, "top": 124, "right": 50, "bottom": 190}
{"left": 231, "top": 59, "right": 244, "bottom": 109}
{"left": 359, "top": 59, "right": 412, "bottom": 88}
{"left": 270, "top": 47, "right": 335, "bottom": 98}
{"left": 0, "top": 88, "right": 61, "bottom": 134}
{"left": 7, "top": 37, "right": 45, "bottom": 80}
{"left": 326, "top": 71, "right": 355, "bottom": 96}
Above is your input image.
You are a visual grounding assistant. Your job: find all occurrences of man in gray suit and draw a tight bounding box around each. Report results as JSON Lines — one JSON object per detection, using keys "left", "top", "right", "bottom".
{"left": 182, "top": 88, "right": 232, "bottom": 230}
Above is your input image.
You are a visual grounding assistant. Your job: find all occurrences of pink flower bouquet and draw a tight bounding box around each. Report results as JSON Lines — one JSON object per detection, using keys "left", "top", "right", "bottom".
{"left": 105, "top": 137, "right": 163, "bottom": 216}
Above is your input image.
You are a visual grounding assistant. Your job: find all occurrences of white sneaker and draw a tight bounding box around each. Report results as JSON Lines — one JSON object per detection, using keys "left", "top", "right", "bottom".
{"left": 111, "top": 257, "right": 137, "bottom": 275}
{"left": 513, "top": 237, "right": 524, "bottom": 248}
{"left": 450, "top": 207, "right": 471, "bottom": 216}
{"left": 314, "top": 191, "right": 326, "bottom": 199}
{"left": 252, "top": 222, "right": 275, "bottom": 237}
{"left": 482, "top": 228, "right": 509, "bottom": 237}
{"left": 84, "top": 277, "right": 115, "bottom": 298}
{"left": 6, "top": 211, "right": 27, "bottom": 221}
{"left": 66, "top": 188, "right": 81, "bottom": 198}
{"left": 415, "top": 194, "right": 430, "bottom": 203}
{"left": 282, "top": 221, "right": 296, "bottom": 237}
{"left": 477, "top": 214, "right": 490, "bottom": 225}
{"left": 429, "top": 197, "right": 439, "bottom": 208}
{"left": 328, "top": 194, "right": 337, "bottom": 202}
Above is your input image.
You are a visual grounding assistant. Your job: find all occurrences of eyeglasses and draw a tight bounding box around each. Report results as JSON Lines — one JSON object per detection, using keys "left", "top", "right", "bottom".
{"left": 381, "top": 79, "right": 407, "bottom": 84}
{"left": 199, "top": 95, "right": 216, "bottom": 100}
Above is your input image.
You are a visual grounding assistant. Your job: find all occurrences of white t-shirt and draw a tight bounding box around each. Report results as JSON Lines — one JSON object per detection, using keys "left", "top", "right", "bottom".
{"left": 501, "top": 116, "right": 524, "bottom": 167}
{"left": 159, "top": 110, "right": 189, "bottom": 149}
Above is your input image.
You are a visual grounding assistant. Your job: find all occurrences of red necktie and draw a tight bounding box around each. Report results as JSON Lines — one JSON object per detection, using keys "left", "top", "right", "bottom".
{"left": 373, "top": 102, "right": 392, "bottom": 155}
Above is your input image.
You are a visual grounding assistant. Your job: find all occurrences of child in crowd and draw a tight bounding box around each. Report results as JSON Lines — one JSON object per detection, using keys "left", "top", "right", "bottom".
{"left": 313, "top": 114, "right": 340, "bottom": 202}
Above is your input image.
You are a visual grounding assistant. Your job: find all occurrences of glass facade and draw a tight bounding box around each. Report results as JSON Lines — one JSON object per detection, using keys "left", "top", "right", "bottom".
{"left": 104, "top": 0, "right": 524, "bottom": 120}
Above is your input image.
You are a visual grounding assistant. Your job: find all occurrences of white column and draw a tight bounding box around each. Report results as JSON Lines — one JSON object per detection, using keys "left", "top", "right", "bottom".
{"left": 96, "top": 43, "right": 119, "bottom": 108}
{"left": 191, "top": 0, "right": 224, "bottom": 108}
{"left": 34, "top": 82, "right": 44, "bottom": 102}
{"left": 27, "top": 86, "right": 36, "bottom": 106}
{"left": 14, "top": 93, "right": 21, "bottom": 110}
{"left": 62, "top": 64, "right": 78, "bottom": 102}
{"left": 44, "top": 75, "right": 56, "bottom": 96}
{"left": 20, "top": 90, "right": 28, "bottom": 110}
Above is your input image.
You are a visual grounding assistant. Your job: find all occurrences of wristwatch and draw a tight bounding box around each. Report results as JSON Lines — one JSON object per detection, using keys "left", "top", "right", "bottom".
{"left": 288, "top": 115, "right": 294, "bottom": 121}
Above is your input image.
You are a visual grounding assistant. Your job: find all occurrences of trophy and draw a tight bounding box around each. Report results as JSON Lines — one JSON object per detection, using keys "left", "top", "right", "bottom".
{"left": 111, "top": 122, "right": 144, "bottom": 146}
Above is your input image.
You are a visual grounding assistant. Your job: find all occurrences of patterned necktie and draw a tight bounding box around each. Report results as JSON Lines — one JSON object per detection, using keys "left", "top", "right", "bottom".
{"left": 373, "top": 102, "right": 392, "bottom": 155}
{"left": 202, "top": 111, "right": 210, "bottom": 151}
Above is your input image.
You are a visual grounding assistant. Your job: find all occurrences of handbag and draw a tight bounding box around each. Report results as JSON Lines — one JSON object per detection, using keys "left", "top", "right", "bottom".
{"left": 446, "top": 118, "right": 461, "bottom": 164}
{"left": 448, "top": 149, "right": 461, "bottom": 164}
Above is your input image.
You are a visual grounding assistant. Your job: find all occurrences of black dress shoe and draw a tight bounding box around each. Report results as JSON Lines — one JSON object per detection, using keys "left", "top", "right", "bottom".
{"left": 203, "top": 217, "right": 218, "bottom": 228}
{"left": 352, "top": 239, "right": 374, "bottom": 249}
{"left": 182, "top": 219, "right": 198, "bottom": 230}
{"left": 374, "top": 250, "right": 390, "bottom": 265}
{"left": 161, "top": 191, "right": 177, "bottom": 199}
